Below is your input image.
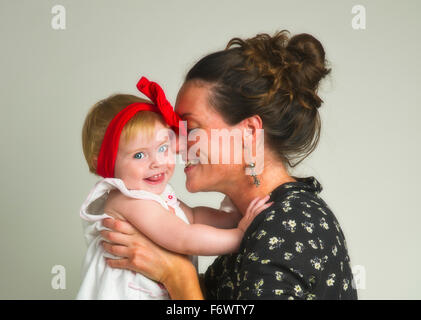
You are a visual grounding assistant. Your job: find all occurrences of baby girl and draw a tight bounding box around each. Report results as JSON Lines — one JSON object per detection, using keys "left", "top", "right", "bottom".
{"left": 76, "top": 77, "right": 273, "bottom": 299}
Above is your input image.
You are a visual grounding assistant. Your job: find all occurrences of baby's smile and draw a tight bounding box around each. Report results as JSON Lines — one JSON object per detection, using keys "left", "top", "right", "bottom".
{"left": 143, "top": 172, "right": 166, "bottom": 185}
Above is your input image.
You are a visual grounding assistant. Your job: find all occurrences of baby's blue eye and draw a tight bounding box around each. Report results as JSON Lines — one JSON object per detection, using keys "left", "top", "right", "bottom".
{"left": 158, "top": 144, "right": 169, "bottom": 153}
{"left": 134, "top": 152, "right": 145, "bottom": 159}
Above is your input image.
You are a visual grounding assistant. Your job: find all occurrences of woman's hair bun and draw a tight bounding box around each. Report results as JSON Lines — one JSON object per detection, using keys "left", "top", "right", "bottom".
{"left": 227, "top": 30, "right": 331, "bottom": 110}
{"left": 286, "top": 33, "right": 330, "bottom": 91}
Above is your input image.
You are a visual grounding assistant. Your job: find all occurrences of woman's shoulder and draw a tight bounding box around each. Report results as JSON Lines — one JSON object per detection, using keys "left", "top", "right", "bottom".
{"left": 242, "top": 177, "right": 345, "bottom": 252}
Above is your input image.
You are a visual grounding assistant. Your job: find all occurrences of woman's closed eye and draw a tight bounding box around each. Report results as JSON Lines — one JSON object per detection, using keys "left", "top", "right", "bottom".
{"left": 187, "top": 128, "right": 198, "bottom": 134}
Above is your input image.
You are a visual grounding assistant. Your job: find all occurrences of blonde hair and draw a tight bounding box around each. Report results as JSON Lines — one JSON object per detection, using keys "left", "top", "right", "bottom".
{"left": 82, "top": 94, "right": 168, "bottom": 175}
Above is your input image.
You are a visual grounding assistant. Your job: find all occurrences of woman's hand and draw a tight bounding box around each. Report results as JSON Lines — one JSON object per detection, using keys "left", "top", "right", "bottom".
{"left": 100, "top": 218, "right": 203, "bottom": 299}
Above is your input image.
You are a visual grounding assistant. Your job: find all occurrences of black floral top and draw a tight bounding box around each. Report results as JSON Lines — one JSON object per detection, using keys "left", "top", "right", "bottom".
{"left": 204, "top": 177, "right": 357, "bottom": 300}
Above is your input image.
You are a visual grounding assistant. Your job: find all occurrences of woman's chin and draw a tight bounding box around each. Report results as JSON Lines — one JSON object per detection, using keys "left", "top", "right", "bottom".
{"left": 185, "top": 178, "right": 206, "bottom": 193}
{"left": 185, "top": 181, "right": 198, "bottom": 193}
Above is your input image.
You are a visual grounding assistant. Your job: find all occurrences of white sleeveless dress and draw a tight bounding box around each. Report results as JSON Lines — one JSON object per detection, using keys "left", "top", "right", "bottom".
{"left": 76, "top": 178, "right": 198, "bottom": 300}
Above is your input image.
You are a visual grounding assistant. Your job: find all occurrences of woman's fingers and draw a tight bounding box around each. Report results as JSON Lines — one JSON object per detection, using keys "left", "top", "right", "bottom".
{"left": 102, "top": 241, "right": 131, "bottom": 258}
{"left": 102, "top": 218, "right": 137, "bottom": 235}
{"left": 105, "top": 258, "right": 130, "bottom": 270}
{"left": 100, "top": 230, "right": 132, "bottom": 247}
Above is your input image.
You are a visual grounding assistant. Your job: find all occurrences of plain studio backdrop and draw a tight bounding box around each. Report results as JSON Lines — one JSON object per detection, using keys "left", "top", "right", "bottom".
{"left": 0, "top": 0, "right": 420, "bottom": 300}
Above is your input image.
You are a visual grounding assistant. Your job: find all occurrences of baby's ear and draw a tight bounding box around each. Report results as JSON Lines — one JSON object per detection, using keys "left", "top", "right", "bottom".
{"left": 91, "top": 155, "right": 98, "bottom": 171}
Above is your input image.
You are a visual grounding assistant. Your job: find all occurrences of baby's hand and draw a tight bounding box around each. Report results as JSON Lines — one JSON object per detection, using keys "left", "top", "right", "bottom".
{"left": 238, "top": 195, "right": 274, "bottom": 233}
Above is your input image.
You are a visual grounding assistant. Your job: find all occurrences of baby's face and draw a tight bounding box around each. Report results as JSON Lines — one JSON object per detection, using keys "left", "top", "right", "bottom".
{"left": 114, "top": 121, "right": 175, "bottom": 194}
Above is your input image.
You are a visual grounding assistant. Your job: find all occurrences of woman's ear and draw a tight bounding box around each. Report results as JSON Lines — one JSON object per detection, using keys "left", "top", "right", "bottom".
{"left": 242, "top": 115, "right": 263, "bottom": 146}
{"left": 241, "top": 115, "right": 265, "bottom": 175}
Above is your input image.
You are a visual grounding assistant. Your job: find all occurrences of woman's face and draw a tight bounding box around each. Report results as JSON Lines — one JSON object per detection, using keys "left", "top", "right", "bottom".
{"left": 175, "top": 81, "right": 244, "bottom": 193}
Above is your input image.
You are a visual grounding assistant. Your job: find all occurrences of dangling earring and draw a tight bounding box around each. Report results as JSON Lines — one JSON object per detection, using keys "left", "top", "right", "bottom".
{"left": 246, "top": 162, "right": 260, "bottom": 187}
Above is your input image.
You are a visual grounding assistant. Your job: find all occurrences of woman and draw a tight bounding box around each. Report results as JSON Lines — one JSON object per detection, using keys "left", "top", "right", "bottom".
{"left": 101, "top": 30, "right": 357, "bottom": 300}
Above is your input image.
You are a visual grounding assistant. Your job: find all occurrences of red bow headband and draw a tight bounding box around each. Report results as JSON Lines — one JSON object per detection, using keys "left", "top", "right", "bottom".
{"left": 96, "top": 77, "right": 185, "bottom": 178}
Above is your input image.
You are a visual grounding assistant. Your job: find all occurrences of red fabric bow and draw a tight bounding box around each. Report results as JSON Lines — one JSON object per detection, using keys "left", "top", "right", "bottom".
{"left": 96, "top": 77, "right": 185, "bottom": 178}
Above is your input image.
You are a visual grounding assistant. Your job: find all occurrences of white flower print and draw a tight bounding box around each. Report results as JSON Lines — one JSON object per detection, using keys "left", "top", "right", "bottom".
{"left": 256, "top": 230, "right": 267, "bottom": 240}
{"left": 334, "top": 220, "right": 341, "bottom": 233}
{"left": 311, "top": 257, "right": 322, "bottom": 270}
{"left": 318, "top": 238, "right": 325, "bottom": 250}
{"left": 311, "top": 256, "right": 328, "bottom": 271}
{"left": 294, "top": 284, "right": 304, "bottom": 297}
{"left": 318, "top": 207, "right": 327, "bottom": 216}
{"left": 302, "top": 221, "right": 314, "bottom": 233}
{"left": 274, "top": 289, "right": 284, "bottom": 295}
{"left": 326, "top": 274, "right": 336, "bottom": 286}
{"left": 282, "top": 201, "right": 292, "bottom": 213}
{"left": 295, "top": 241, "right": 305, "bottom": 253}
{"left": 282, "top": 219, "right": 297, "bottom": 232}
{"left": 332, "top": 245, "right": 338, "bottom": 256}
{"left": 268, "top": 237, "right": 285, "bottom": 250}
{"left": 306, "top": 293, "right": 317, "bottom": 300}
{"left": 310, "top": 199, "right": 320, "bottom": 206}
{"left": 275, "top": 271, "right": 284, "bottom": 281}
{"left": 319, "top": 217, "right": 329, "bottom": 230}
{"left": 286, "top": 194, "right": 299, "bottom": 201}
{"left": 302, "top": 210, "right": 312, "bottom": 218}
{"left": 284, "top": 252, "right": 294, "bottom": 261}
{"left": 300, "top": 201, "right": 311, "bottom": 208}
{"left": 247, "top": 252, "right": 259, "bottom": 262}
{"left": 265, "top": 214, "right": 275, "bottom": 221}
{"left": 261, "top": 259, "right": 270, "bottom": 264}
{"left": 343, "top": 279, "right": 349, "bottom": 291}
{"left": 308, "top": 239, "right": 318, "bottom": 249}
{"left": 336, "top": 235, "right": 342, "bottom": 246}
{"left": 254, "top": 279, "right": 264, "bottom": 297}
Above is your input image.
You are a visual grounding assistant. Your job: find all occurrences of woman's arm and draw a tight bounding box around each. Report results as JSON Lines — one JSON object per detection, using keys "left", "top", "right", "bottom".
{"left": 100, "top": 218, "right": 204, "bottom": 299}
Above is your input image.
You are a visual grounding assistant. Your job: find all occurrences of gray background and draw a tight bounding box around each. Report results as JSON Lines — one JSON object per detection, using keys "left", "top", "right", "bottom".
{"left": 0, "top": 0, "right": 420, "bottom": 299}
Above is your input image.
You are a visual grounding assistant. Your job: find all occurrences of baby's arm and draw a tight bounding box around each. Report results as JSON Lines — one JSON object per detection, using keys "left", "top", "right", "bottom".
{"left": 178, "top": 200, "right": 243, "bottom": 229}
{"left": 116, "top": 196, "right": 272, "bottom": 256}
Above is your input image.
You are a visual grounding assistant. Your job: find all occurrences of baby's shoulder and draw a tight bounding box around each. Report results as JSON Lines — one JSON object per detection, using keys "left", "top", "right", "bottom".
{"left": 103, "top": 189, "right": 128, "bottom": 220}
{"left": 105, "top": 188, "right": 168, "bottom": 219}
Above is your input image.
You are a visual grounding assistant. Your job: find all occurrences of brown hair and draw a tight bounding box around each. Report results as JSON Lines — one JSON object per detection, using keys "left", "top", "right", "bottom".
{"left": 185, "top": 30, "right": 331, "bottom": 167}
{"left": 82, "top": 94, "right": 168, "bottom": 175}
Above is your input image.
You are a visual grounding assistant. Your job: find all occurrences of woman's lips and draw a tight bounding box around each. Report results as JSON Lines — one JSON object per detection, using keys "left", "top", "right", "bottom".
{"left": 184, "top": 160, "right": 199, "bottom": 173}
{"left": 144, "top": 172, "right": 165, "bottom": 184}
{"left": 184, "top": 164, "right": 196, "bottom": 173}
